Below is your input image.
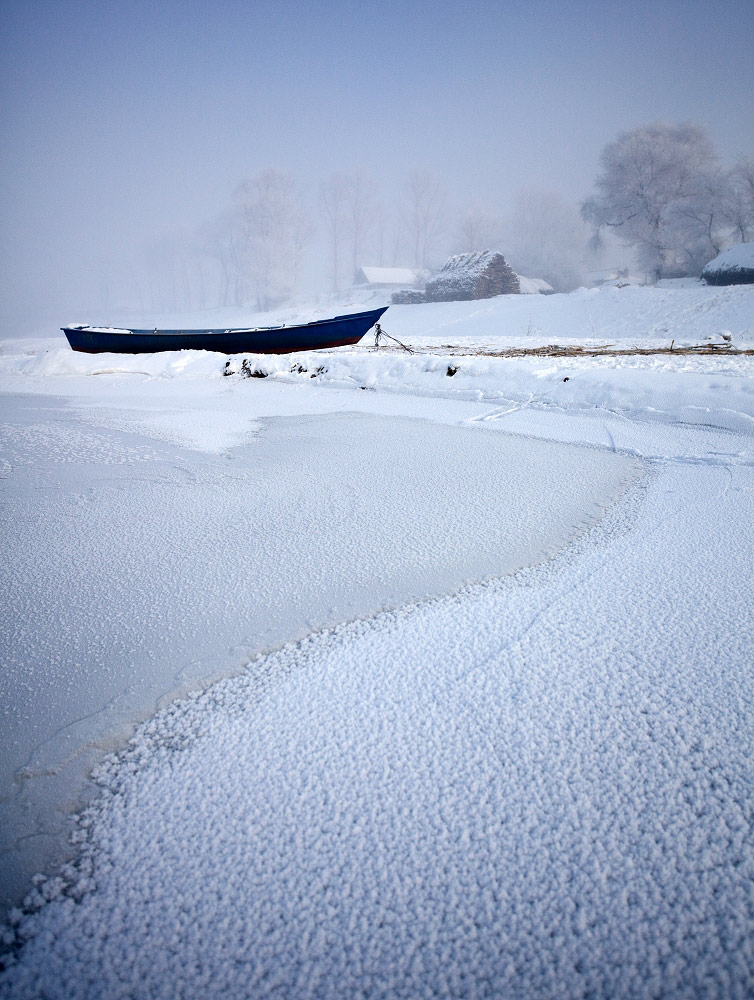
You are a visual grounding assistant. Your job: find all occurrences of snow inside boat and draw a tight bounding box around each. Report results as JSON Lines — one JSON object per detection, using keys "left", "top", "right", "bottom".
{"left": 62, "top": 307, "right": 388, "bottom": 355}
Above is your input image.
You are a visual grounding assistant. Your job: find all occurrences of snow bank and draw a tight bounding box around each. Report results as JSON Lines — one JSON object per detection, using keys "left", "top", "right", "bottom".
{"left": 6, "top": 346, "right": 226, "bottom": 380}
{"left": 382, "top": 282, "right": 754, "bottom": 349}
{"left": 3, "top": 335, "right": 753, "bottom": 450}
{"left": 223, "top": 349, "right": 754, "bottom": 439}
{"left": 2, "top": 277, "right": 754, "bottom": 969}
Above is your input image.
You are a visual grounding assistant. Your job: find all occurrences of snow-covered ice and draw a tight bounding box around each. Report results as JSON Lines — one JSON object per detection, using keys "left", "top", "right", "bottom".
{"left": 0, "top": 388, "right": 638, "bottom": 913}
{"left": 1, "top": 282, "right": 753, "bottom": 997}
{"left": 4, "top": 459, "right": 754, "bottom": 999}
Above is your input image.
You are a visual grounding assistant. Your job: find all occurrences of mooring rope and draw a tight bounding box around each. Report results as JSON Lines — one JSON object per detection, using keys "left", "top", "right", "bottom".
{"left": 373, "top": 322, "right": 414, "bottom": 354}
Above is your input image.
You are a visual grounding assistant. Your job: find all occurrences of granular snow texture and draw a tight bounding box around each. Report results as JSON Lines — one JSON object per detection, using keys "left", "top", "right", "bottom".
{"left": 2, "top": 459, "right": 753, "bottom": 999}
{"left": 0, "top": 396, "right": 637, "bottom": 913}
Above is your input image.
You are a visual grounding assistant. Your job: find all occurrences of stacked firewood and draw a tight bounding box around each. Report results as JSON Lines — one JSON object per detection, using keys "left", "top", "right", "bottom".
{"left": 425, "top": 250, "right": 520, "bottom": 301}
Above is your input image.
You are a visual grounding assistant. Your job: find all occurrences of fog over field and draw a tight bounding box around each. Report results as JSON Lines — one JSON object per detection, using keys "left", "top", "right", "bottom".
{"left": 1, "top": 0, "right": 753, "bottom": 331}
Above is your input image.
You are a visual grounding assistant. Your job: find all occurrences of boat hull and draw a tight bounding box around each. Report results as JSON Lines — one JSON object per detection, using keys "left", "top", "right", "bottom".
{"left": 62, "top": 307, "right": 388, "bottom": 355}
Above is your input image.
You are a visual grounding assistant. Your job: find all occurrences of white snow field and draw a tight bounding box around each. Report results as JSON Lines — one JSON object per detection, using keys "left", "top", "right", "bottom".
{"left": 1, "top": 282, "right": 754, "bottom": 997}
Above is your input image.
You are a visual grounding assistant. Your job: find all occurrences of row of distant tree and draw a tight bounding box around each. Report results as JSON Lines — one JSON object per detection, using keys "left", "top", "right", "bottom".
{"left": 134, "top": 122, "right": 753, "bottom": 314}
{"left": 201, "top": 169, "right": 588, "bottom": 311}
{"left": 137, "top": 171, "right": 592, "bottom": 314}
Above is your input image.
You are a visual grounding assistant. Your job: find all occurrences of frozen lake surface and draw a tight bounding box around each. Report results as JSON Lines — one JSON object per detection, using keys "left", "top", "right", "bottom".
{"left": 5, "top": 459, "right": 752, "bottom": 999}
{"left": 0, "top": 392, "right": 637, "bottom": 910}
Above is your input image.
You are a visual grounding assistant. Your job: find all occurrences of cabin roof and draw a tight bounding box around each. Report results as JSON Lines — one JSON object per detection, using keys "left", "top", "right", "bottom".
{"left": 518, "top": 276, "right": 554, "bottom": 294}
{"left": 356, "top": 266, "right": 420, "bottom": 286}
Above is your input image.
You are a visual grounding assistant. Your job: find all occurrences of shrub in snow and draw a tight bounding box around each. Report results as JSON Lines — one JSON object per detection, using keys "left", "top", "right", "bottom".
{"left": 241, "top": 359, "right": 268, "bottom": 378}
{"left": 425, "top": 250, "right": 520, "bottom": 302}
{"left": 391, "top": 289, "right": 427, "bottom": 305}
{"left": 702, "top": 242, "right": 754, "bottom": 285}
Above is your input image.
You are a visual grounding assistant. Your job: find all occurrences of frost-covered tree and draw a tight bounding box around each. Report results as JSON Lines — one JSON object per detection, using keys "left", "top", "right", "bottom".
{"left": 664, "top": 167, "right": 730, "bottom": 276}
{"left": 454, "top": 208, "right": 500, "bottom": 254}
{"left": 201, "top": 210, "right": 249, "bottom": 307}
{"left": 232, "top": 169, "right": 312, "bottom": 310}
{"left": 344, "top": 170, "right": 378, "bottom": 279}
{"left": 320, "top": 172, "right": 348, "bottom": 293}
{"left": 582, "top": 122, "right": 721, "bottom": 279}
{"left": 723, "top": 157, "right": 754, "bottom": 243}
{"left": 403, "top": 169, "right": 445, "bottom": 270}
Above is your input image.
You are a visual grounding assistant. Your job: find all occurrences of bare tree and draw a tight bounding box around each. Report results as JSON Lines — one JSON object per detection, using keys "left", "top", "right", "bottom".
{"left": 382, "top": 204, "right": 407, "bottom": 266}
{"left": 199, "top": 213, "right": 240, "bottom": 306}
{"left": 201, "top": 203, "right": 257, "bottom": 307}
{"left": 344, "top": 169, "right": 378, "bottom": 279}
{"left": 233, "top": 169, "right": 312, "bottom": 310}
{"left": 404, "top": 169, "right": 445, "bottom": 270}
{"left": 454, "top": 208, "right": 500, "bottom": 253}
{"left": 320, "top": 172, "right": 348, "bottom": 293}
{"left": 582, "top": 122, "right": 719, "bottom": 279}
{"left": 373, "top": 203, "right": 387, "bottom": 266}
{"left": 291, "top": 210, "right": 313, "bottom": 292}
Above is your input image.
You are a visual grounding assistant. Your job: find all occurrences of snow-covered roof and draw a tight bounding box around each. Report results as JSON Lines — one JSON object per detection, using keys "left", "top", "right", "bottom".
{"left": 356, "top": 267, "right": 420, "bottom": 286}
{"left": 587, "top": 268, "right": 624, "bottom": 281}
{"left": 702, "top": 242, "right": 754, "bottom": 275}
{"left": 518, "top": 276, "right": 554, "bottom": 295}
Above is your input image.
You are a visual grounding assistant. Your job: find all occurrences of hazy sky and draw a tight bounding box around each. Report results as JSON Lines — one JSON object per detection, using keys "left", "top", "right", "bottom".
{"left": 1, "top": 0, "right": 753, "bottom": 331}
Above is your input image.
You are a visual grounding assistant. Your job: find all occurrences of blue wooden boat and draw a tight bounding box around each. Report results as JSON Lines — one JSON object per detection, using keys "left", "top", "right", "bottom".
{"left": 62, "top": 307, "right": 388, "bottom": 355}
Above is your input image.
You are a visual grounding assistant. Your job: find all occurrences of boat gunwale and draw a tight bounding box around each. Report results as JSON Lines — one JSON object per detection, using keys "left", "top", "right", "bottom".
{"left": 62, "top": 307, "right": 387, "bottom": 338}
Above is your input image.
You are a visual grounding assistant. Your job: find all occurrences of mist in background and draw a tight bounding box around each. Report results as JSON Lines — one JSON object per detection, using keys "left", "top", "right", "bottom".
{"left": 1, "top": 0, "right": 753, "bottom": 334}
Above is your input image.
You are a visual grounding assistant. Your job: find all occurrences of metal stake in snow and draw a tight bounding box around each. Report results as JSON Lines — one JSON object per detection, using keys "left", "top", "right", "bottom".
{"left": 374, "top": 322, "right": 414, "bottom": 354}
